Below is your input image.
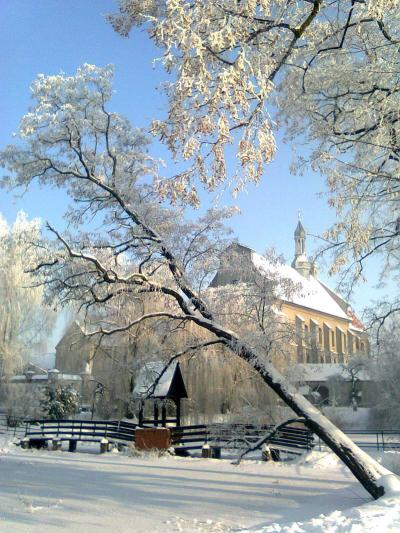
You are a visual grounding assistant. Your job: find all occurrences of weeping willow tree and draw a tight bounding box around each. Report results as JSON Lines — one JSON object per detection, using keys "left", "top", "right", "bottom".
{"left": 0, "top": 212, "right": 55, "bottom": 380}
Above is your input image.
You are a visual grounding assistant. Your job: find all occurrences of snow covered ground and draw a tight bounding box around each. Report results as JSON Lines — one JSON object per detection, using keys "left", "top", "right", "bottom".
{"left": 0, "top": 435, "right": 399, "bottom": 532}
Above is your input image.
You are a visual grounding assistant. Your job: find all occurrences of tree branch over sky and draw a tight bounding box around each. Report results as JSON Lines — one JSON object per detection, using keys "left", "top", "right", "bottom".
{"left": 0, "top": 64, "right": 392, "bottom": 499}
{"left": 109, "top": 0, "right": 400, "bottom": 319}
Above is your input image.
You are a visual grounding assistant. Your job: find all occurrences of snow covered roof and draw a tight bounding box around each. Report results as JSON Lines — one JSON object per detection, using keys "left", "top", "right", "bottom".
{"left": 22, "top": 362, "right": 47, "bottom": 375}
{"left": 9, "top": 373, "right": 50, "bottom": 383}
{"left": 132, "top": 362, "right": 187, "bottom": 399}
{"left": 59, "top": 374, "right": 82, "bottom": 381}
{"left": 293, "top": 363, "right": 372, "bottom": 382}
{"left": 251, "top": 252, "right": 350, "bottom": 320}
{"left": 9, "top": 375, "right": 27, "bottom": 383}
{"left": 9, "top": 371, "right": 82, "bottom": 383}
{"left": 318, "top": 281, "right": 366, "bottom": 330}
{"left": 349, "top": 324, "right": 364, "bottom": 333}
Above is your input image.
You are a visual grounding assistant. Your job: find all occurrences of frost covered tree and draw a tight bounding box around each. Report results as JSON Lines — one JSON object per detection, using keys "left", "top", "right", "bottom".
{"left": 0, "top": 64, "right": 391, "bottom": 498}
{"left": 0, "top": 212, "right": 55, "bottom": 379}
{"left": 343, "top": 356, "right": 367, "bottom": 411}
{"left": 109, "top": 0, "right": 400, "bottom": 315}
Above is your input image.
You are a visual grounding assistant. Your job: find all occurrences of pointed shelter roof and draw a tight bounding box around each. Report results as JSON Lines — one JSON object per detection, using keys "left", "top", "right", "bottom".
{"left": 132, "top": 362, "right": 188, "bottom": 399}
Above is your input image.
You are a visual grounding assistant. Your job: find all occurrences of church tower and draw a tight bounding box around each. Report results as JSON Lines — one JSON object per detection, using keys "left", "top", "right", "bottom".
{"left": 291, "top": 218, "right": 312, "bottom": 277}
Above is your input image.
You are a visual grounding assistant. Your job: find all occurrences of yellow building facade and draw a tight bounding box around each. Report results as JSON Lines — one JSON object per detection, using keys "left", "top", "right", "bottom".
{"left": 209, "top": 221, "right": 368, "bottom": 368}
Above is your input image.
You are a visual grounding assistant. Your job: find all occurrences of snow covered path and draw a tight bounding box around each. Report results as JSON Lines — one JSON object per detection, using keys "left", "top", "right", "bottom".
{"left": 0, "top": 443, "right": 370, "bottom": 532}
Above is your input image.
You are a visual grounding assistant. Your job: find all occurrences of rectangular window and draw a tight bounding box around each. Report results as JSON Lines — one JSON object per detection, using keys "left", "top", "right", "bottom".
{"left": 309, "top": 320, "right": 319, "bottom": 363}
{"left": 304, "top": 324, "right": 309, "bottom": 362}
{"left": 348, "top": 332, "right": 353, "bottom": 354}
{"left": 336, "top": 327, "right": 343, "bottom": 354}
{"left": 323, "top": 324, "right": 331, "bottom": 353}
{"left": 296, "top": 316, "right": 305, "bottom": 362}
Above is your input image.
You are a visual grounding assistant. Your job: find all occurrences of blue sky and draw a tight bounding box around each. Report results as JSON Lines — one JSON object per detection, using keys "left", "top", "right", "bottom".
{"left": 0, "top": 0, "right": 385, "bottom": 320}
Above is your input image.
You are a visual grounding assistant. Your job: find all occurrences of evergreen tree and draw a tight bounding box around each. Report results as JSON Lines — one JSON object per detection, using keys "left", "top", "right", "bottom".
{"left": 41, "top": 385, "right": 79, "bottom": 420}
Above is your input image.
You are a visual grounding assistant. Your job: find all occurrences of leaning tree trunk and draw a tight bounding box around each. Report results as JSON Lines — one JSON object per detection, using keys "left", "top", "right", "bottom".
{"left": 107, "top": 198, "right": 391, "bottom": 498}
{"left": 252, "top": 354, "right": 387, "bottom": 499}
{"left": 161, "top": 235, "right": 389, "bottom": 499}
{"left": 188, "top": 316, "right": 389, "bottom": 499}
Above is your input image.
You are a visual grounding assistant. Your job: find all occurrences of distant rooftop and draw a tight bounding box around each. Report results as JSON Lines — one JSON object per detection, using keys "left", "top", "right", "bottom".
{"left": 210, "top": 243, "right": 350, "bottom": 321}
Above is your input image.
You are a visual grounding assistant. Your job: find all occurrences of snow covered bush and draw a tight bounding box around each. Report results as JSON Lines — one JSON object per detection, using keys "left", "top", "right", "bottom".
{"left": 40, "top": 384, "right": 79, "bottom": 420}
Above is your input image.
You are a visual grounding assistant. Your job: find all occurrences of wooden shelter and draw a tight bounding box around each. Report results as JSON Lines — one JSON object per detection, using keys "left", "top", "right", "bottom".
{"left": 132, "top": 362, "right": 188, "bottom": 426}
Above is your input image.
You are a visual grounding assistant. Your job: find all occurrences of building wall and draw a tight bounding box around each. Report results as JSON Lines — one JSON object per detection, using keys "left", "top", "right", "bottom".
{"left": 281, "top": 302, "right": 368, "bottom": 364}
{"left": 55, "top": 322, "right": 93, "bottom": 374}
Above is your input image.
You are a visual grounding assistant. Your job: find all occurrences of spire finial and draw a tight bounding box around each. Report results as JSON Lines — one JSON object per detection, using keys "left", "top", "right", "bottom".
{"left": 298, "top": 209, "right": 301, "bottom": 221}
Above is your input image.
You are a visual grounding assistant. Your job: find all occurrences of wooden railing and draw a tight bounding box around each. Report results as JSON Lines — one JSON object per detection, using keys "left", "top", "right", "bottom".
{"left": 171, "top": 424, "right": 208, "bottom": 450}
{"left": 24, "top": 419, "right": 136, "bottom": 444}
{"left": 23, "top": 418, "right": 313, "bottom": 455}
{"left": 171, "top": 422, "right": 314, "bottom": 454}
{"left": 19, "top": 417, "right": 400, "bottom": 456}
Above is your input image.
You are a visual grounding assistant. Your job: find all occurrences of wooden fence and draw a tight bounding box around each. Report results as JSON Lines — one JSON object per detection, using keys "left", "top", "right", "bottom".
{"left": 22, "top": 419, "right": 313, "bottom": 454}
{"left": 15, "top": 416, "right": 400, "bottom": 455}
{"left": 171, "top": 423, "right": 314, "bottom": 454}
{"left": 24, "top": 418, "right": 136, "bottom": 444}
